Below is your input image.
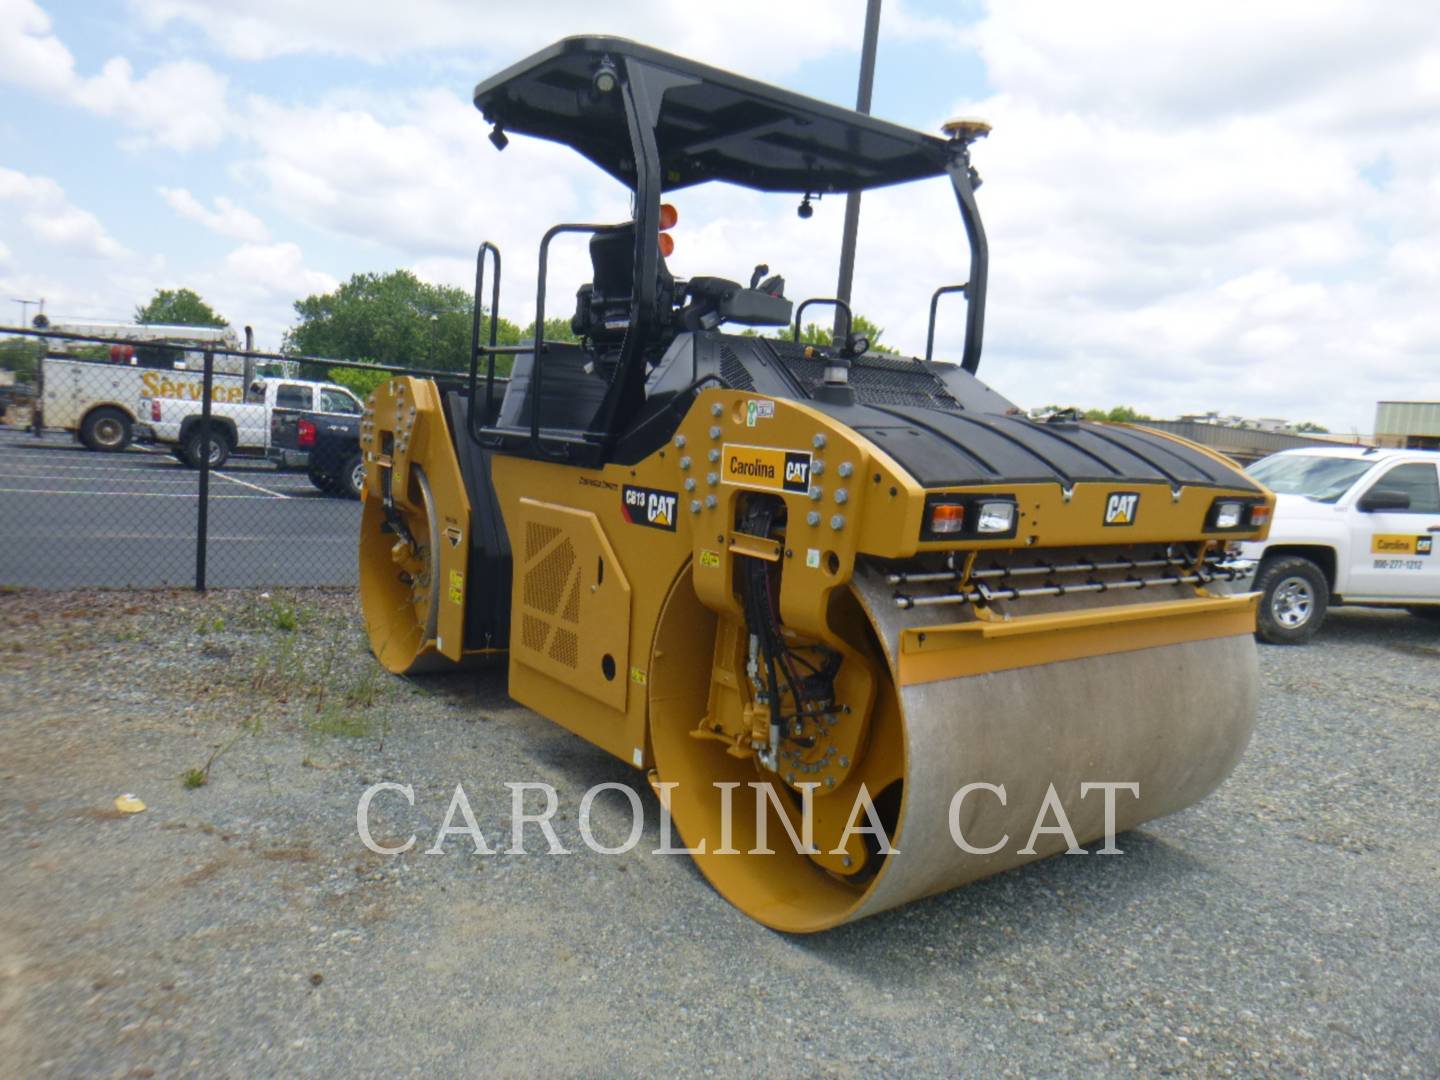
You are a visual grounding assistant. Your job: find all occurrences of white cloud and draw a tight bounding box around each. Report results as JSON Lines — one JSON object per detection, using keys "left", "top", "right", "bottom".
{"left": 199, "top": 242, "right": 338, "bottom": 344}
{"left": 0, "top": 0, "right": 230, "bottom": 151}
{"left": 159, "top": 187, "right": 270, "bottom": 242}
{"left": 0, "top": 166, "right": 128, "bottom": 260}
{"left": 221, "top": 241, "right": 335, "bottom": 298}
{"left": 127, "top": 0, "right": 886, "bottom": 72}
{"left": 6, "top": 0, "right": 1439, "bottom": 428}
{"left": 73, "top": 57, "right": 230, "bottom": 151}
{"left": 0, "top": 0, "right": 75, "bottom": 96}
{"left": 231, "top": 88, "right": 625, "bottom": 315}
{"left": 915, "top": 0, "right": 1440, "bottom": 431}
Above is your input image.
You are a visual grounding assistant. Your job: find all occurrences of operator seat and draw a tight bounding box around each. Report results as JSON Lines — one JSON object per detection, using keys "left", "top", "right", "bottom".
{"left": 499, "top": 221, "right": 673, "bottom": 434}
{"left": 571, "top": 223, "right": 676, "bottom": 344}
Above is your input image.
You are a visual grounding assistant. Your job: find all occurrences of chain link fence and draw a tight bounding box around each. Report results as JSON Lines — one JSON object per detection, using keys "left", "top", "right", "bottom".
{"left": 0, "top": 327, "right": 452, "bottom": 590}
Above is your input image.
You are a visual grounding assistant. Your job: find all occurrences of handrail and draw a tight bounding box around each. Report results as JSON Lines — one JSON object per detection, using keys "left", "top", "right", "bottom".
{"left": 532, "top": 222, "right": 613, "bottom": 458}
{"left": 468, "top": 241, "right": 502, "bottom": 444}
{"left": 924, "top": 283, "right": 968, "bottom": 363}
{"left": 792, "top": 297, "right": 853, "bottom": 348}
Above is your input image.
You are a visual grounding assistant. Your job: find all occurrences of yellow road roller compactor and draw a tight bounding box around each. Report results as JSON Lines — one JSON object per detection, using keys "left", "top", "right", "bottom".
{"left": 358, "top": 37, "right": 1274, "bottom": 931}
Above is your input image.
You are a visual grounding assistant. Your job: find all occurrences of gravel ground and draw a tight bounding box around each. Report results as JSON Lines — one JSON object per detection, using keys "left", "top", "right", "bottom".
{"left": 0, "top": 588, "right": 1436, "bottom": 1078}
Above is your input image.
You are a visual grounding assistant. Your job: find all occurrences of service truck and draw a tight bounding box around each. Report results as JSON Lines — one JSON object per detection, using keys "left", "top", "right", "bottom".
{"left": 1235, "top": 447, "right": 1440, "bottom": 642}
{"left": 36, "top": 321, "right": 295, "bottom": 452}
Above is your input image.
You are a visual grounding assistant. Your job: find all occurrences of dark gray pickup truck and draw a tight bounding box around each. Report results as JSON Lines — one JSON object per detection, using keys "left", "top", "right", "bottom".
{"left": 270, "top": 409, "right": 364, "bottom": 498}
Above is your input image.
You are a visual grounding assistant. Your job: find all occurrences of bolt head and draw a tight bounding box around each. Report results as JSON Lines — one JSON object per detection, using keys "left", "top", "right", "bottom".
{"left": 808, "top": 485, "right": 822, "bottom": 501}
{"left": 704, "top": 494, "right": 717, "bottom": 509}
{"left": 806, "top": 511, "right": 821, "bottom": 527}
{"left": 679, "top": 456, "right": 691, "bottom": 470}
{"left": 706, "top": 472, "right": 719, "bottom": 486}
{"left": 812, "top": 433, "right": 827, "bottom": 450}
{"left": 708, "top": 448, "right": 720, "bottom": 463}
{"left": 834, "top": 488, "right": 849, "bottom": 504}
{"left": 709, "top": 426, "right": 721, "bottom": 440}
{"left": 690, "top": 499, "right": 701, "bottom": 513}
{"left": 830, "top": 514, "right": 845, "bottom": 530}
{"left": 711, "top": 402, "right": 723, "bottom": 417}
{"left": 674, "top": 435, "right": 686, "bottom": 448}
{"left": 838, "top": 461, "right": 854, "bottom": 478}
{"left": 684, "top": 478, "right": 696, "bottom": 491}
{"left": 811, "top": 459, "right": 825, "bottom": 476}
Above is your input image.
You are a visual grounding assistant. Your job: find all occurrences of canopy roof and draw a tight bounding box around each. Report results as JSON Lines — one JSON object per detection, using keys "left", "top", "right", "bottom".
{"left": 473, "top": 36, "right": 953, "bottom": 194}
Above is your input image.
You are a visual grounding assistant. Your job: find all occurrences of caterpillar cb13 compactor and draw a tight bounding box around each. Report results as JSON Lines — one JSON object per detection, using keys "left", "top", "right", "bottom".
{"left": 359, "top": 37, "right": 1274, "bottom": 931}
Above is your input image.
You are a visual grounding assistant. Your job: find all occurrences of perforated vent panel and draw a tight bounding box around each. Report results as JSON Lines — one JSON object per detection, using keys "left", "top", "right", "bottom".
{"left": 520, "top": 522, "right": 579, "bottom": 669}
{"left": 718, "top": 343, "right": 756, "bottom": 391}
{"left": 511, "top": 501, "right": 632, "bottom": 714}
{"left": 764, "top": 339, "right": 958, "bottom": 409}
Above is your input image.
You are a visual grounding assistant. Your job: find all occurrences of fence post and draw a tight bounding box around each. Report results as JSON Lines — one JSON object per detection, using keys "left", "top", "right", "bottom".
{"left": 196, "top": 349, "right": 213, "bottom": 591}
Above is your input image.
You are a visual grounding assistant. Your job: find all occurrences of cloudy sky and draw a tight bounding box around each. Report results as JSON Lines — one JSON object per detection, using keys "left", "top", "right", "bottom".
{"left": 2, "top": 1, "right": 1435, "bottom": 433}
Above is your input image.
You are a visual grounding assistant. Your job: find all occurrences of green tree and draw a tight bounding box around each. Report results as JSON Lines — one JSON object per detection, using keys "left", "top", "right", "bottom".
{"left": 134, "top": 287, "right": 229, "bottom": 328}
{"left": 0, "top": 337, "right": 42, "bottom": 382}
{"left": 1082, "top": 405, "right": 1152, "bottom": 423}
{"left": 523, "top": 317, "right": 579, "bottom": 344}
{"left": 1034, "top": 404, "right": 1153, "bottom": 423}
{"left": 326, "top": 366, "right": 392, "bottom": 400}
{"left": 1294, "top": 420, "right": 1330, "bottom": 434}
{"left": 286, "top": 270, "right": 524, "bottom": 375}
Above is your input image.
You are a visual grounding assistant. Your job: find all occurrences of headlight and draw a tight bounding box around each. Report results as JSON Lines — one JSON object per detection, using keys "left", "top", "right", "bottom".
{"left": 975, "top": 500, "right": 1016, "bottom": 534}
{"left": 1214, "top": 501, "right": 1244, "bottom": 529}
{"left": 921, "top": 494, "right": 1019, "bottom": 540}
{"left": 1206, "top": 496, "right": 1269, "bottom": 532}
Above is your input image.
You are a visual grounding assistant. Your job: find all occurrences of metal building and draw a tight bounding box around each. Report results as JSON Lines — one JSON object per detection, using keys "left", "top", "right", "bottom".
{"left": 1374, "top": 401, "right": 1440, "bottom": 450}
{"left": 1132, "top": 419, "right": 1360, "bottom": 465}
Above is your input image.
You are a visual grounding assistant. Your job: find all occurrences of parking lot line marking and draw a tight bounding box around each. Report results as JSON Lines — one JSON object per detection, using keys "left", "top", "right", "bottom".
{"left": 0, "top": 486, "right": 281, "bottom": 500}
{"left": 0, "top": 460, "right": 313, "bottom": 487}
{"left": 2, "top": 466, "right": 204, "bottom": 478}
{"left": 210, "top": 470, "right": 290, "bottom": 499}
{"left": 0, "top": 532, "right": 360, "bottom": 541}
{"left": 2, "top": 468, "right": 205, "bottom": 482}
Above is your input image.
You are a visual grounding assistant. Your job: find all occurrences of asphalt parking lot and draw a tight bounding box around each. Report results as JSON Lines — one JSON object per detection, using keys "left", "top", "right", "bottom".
{"left": 0, "top": 589, "right": 1436, "bottom": 1077}
{"left": 0, "top": 427, "right": 360, "bottom": 588}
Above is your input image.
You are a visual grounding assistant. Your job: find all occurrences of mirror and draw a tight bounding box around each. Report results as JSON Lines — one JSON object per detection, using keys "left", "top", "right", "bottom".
{"left": 1357, "top": 488, "right": 1411, "bottom": 513}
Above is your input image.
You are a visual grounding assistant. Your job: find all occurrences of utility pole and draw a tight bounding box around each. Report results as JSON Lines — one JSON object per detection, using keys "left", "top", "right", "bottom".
{"left": 11, "top": 297, "right": 43, "bottom": 326}
{"left": 833, "top": 0, "right": 882, "bottom": 345}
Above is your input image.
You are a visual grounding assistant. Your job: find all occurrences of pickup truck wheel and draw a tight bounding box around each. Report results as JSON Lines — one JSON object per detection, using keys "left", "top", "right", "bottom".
{"left": 342, "top": 454, "right": 366, "bottom": 499}
{"left": 80, "top": 407, "right": 132, "bottom": 452}
{"left": 307, "top": 467, "right": 337, "bottom": 493}
{"left": 1407, "top": 606, "right": 1440, "bottom": 622}
{"left": 184, "top": 428, "right": 230, "bottom": 470}
{"left": 1255, "top": 556, "right": 1329, "bottom": 644}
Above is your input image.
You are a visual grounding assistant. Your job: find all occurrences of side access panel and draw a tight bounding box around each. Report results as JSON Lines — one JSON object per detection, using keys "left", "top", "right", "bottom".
{"left": 510, "top": 498, "right": 632, "bottom": 715}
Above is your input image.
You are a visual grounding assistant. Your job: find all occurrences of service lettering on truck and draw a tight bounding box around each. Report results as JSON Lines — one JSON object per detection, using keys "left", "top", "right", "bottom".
{"left": 722, "top": 443, "right": 812, "bottom": 493}
{"left": 139, "top": 370, "right": 243, "bottom": 403}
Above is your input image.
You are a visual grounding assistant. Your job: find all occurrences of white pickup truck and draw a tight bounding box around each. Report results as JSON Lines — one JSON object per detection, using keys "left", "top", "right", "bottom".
{"left": 1235, "top": 447, "right": 1440, "bottom": 642}
{"left": 142, "top": 377, "right": 363, "bottom": 468}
